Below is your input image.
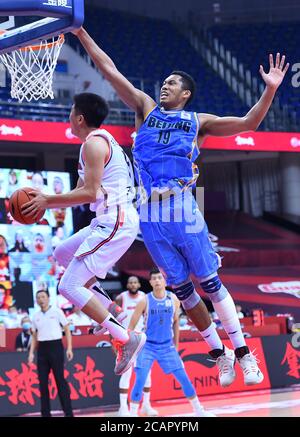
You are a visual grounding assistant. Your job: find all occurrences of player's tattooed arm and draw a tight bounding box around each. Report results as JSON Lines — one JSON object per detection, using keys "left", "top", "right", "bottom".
{"left": 198, "top": 53, "right": 289, "bottom": 138}
{"left": 74, "top": 27, "right": 155, "bottom": 119}
{"left": 128, "top": 297, "right": 147, "bottom": 330}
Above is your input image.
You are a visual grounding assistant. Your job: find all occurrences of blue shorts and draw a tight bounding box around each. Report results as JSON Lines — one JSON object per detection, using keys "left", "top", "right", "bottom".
{"left": 135, "top": 341, "right": 184, "bottom": 374}
{"left": 139, "top": 190, "right": 220, "bottom": 285}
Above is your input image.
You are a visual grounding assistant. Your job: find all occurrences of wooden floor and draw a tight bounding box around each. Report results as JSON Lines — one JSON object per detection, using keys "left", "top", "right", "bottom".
{"left": 76, "top": 387, "right": 300, "bottom": 417}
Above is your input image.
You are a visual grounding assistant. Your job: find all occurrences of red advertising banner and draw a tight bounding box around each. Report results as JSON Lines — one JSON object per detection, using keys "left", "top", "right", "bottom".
{"left": 0, "top": 119, "right": 135, "bottom": 146}
{"left": 1, "top": 118, "right": 300, "bottom": 151}
{"left": 0, "top": 348, "right": 119, "bottom": 416}
{"left": 1, "top": 335, "right": 297, "bottom": 416}
{"left": 204, "top": 131, "right": 300, "bottom": 152}
{"left": 150, "top": 338, "right": 270, "bottom": 401}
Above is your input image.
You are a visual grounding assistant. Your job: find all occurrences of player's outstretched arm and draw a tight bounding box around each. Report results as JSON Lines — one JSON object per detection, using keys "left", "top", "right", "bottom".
{"left": 74, "top": 27, "right": 155, "bottom": 118}
{"left": 199, "top": 53, "right": 289, "bottom": 137}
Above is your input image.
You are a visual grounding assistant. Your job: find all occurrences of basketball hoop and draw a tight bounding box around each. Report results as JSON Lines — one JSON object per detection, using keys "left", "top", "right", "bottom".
{"left": 0, "top": 33, "right": 64, "bottom": 102}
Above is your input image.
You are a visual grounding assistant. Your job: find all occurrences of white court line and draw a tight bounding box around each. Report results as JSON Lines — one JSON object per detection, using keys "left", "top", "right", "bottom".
{"left": 169, "top": 399, "right": 300, "bottom": 416}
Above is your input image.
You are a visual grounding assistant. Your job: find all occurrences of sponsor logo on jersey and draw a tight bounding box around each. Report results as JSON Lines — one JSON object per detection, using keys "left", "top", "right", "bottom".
{"left": 181, "top": 111, "right": 192, "bottom": 120}
{"left": 147, "top": 115, "right": 192, "bottom": 133}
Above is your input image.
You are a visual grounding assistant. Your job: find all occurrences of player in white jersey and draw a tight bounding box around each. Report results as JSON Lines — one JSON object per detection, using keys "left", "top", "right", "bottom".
{"left": 115, "top": 276, "right": 158, "bottom": 417}
{"left": 22, "top": 93, "right": 146, "bottom": 375}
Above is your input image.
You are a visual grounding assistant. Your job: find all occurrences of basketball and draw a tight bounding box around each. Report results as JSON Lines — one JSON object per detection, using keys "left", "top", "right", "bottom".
{"left": 9, "top": 187, "right": 45, "bottom": 225}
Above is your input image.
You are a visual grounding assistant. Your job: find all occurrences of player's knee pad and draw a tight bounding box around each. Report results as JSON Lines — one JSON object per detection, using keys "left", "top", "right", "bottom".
{"left": 173, "top": 281, "right": 201, "bottom": 311}
{"left": 200, "top": 275, "right": 228, "bottom": 303}
{"left": 119, "top": 366, "right": 133, "bottom": 390}
{"left": 58, "top": 271, "right": 93, "bottom": 309}
{"left": 53, "top": 243, "right": 72, "bottom": 268}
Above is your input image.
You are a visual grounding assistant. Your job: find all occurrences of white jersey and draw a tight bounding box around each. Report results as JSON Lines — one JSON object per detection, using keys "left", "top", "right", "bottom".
{"left": 120, "top": 290, "right": 145, "bottom": 331}
{"left": 78, "top": 129, "right": 135, "bottom": 214}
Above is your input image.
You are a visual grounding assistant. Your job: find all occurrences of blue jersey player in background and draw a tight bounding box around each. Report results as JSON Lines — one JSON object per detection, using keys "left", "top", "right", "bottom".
{"left": 75, "top": 27, "right": 289, "bottom": 387}
{"left": 128, "top": 268, "right": 215, "bottom": 417}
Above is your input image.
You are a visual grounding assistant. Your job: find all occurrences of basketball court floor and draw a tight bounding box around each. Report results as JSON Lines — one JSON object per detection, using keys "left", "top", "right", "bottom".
{"left": 23, "top": 387, "right": 300, "bottom": 417}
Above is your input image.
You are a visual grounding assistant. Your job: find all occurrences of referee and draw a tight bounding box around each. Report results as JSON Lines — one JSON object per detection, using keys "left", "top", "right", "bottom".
{"left": 28, "top": 289, "right": 74, "bottom": 417}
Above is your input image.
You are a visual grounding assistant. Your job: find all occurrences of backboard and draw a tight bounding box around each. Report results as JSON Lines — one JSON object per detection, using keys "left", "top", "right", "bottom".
{"left": 0, "top": 16, "right": 15, "bottom": 31}
{"left": 0, "top": 0, "right": 84, "bottom": 54}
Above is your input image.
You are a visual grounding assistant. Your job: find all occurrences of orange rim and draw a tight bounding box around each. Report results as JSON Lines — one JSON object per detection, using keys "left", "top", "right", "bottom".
{"left": 0, "top": 31, "right": 64, "bottom": 51}
{"left": 21, "top": 34, "right": 64, "bottom": 51}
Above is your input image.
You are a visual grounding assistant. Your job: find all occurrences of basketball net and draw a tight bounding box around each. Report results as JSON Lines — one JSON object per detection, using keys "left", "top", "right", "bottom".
{"left": 0, "top": 34, "right": 64, "bottom": 102}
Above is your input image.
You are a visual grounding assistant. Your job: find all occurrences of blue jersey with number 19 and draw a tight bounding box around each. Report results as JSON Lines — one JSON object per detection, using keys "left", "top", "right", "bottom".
{"left": 133, "top": 106, "right": 200, "bottom": 200}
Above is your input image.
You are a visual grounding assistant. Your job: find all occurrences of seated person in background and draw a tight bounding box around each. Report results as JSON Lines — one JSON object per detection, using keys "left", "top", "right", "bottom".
{"left": 53, "top": 176, "right": 64, "bottom": 195}
{"left": 179, "top": 313, "right": 190, "bottom": 330}
{"left": 52, "top": 226, "right": 65, "bottom": 251}
{"left": 4, "top": 305, "right": 21, "bottom": 329}
{"left": 32, "top": 233, "right": 46, "bottom": 254}
{"left": 9, "top": 232, "right": 30, "bottom": 253}
{"left": 31, "top": 172, "right": 45, "bottom": 191}
{"left": 236, "top": 304, "right": 245, "bottom": 319}
{"left": 15, "top": 315, "right": 32, "bottom": 351}
{"left": 67, "top": 305, "right": 92, "bottom": 327}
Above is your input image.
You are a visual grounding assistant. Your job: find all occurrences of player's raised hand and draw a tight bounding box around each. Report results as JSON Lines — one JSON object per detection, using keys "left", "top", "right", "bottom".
{"left": 259, "top": 53, "right": 289, "bottom": 90}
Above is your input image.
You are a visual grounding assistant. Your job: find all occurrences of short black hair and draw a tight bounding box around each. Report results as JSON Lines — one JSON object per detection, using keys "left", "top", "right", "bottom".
{"left": 171, "top": 70, "right": 196, "bottom": 106}
{"left": 36, "top": 289, "right": 49, "bottom": 298}
{"left": 149, "top": 267, "right": 161, "bottom": 278}
{"left": 127, "top": 276, "right": 140, "bottom": 282}
{"left": 73, "top": 93, "right": 109, "bottom": 128}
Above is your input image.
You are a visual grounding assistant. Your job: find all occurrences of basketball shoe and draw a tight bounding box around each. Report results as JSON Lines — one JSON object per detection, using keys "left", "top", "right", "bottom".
{"left": 113, "top": 331, "right": 146, "bottom": 375}
{"left": 140, "top": 404, "right": 159, "bottom": 416}
{"left": 209, "top": 346, "right": 236, "bottom": 387}
{"left": 235, "top": 346, "right": 264, "bottom": 385}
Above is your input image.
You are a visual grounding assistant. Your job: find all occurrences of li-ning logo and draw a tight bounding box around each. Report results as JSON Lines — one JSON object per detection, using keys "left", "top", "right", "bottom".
{"left": 0, "top": 124, "right": 22, "bottom": 136}
{"left": 290, "top": 137, "right": 300, "bottom": 148}
{"left": 43, "top": 0, "right": 72, "bottom": 8}
{"left": 181, "top": 111, "right": 192, "bottom": 120}
{"left": 235, "top": 135, "right": 255, "bottom": 146}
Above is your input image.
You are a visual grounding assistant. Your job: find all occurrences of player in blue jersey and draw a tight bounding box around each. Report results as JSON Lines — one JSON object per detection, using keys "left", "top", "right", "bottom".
{"left": 128, "top": 268, "right": 215, "bottom": 417}
{"left": 75, "top": 27, "right": 289, "bottom": 387}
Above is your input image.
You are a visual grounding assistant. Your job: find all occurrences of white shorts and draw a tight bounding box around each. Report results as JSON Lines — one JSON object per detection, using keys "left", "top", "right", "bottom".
{"left": 54, "top": 205, "right": 139, "bottom": 278}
